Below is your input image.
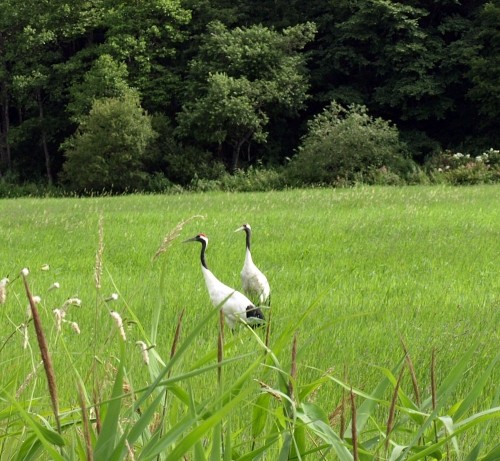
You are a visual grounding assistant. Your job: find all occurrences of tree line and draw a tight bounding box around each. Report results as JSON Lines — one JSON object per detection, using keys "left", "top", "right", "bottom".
{"left": 0, "top": 0, "right": 498, "bottom": 192}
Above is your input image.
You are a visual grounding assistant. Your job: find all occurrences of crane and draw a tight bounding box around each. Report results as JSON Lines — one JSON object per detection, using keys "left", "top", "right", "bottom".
{"left": 183, "top": 233, "right": 265, "bottom": 329}
{"left": 235, "top": 224, "right": 270, "bottom": 305}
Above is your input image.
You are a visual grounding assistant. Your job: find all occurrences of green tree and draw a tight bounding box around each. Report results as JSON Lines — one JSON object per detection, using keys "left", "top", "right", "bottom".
{"left": 103, "top": 0, "right": 190, "bottom": 113}
{"left": 66, "top": 54, "right": 133, "bottom": 122}
{"left": 61, "top": 91, "right": 155, "bottom": 193}
{"left": 177, "top": 21, "right": 316, "bottom": 171}
{"left": 467, "top": 1, "right": 500, "bottom": 146}
{"left": 287, "top": 101, "right": 408, "bottom": 185}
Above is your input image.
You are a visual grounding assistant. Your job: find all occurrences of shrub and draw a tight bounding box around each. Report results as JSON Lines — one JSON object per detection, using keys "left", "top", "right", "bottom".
{"left": 427, "top": 148, "right": 500, "bottom": 185}
{"left": 189, "top": 165, "right": 287, "bottom": 192}
{"left": 60, "top": 91, "right": 156, "bottom": 194}
{"left": 286, "top": 101, "right": 409, "bottom": 186}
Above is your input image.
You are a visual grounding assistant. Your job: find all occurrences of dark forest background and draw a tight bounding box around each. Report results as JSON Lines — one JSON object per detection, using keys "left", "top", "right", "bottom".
{"left": 1, "top": 0, "right": 499, "bottom": 194}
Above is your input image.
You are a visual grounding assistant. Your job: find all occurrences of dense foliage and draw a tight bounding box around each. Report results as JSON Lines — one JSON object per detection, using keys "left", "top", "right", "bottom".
{"left": 0, "top": 0, "right": 498, "bottom": 192}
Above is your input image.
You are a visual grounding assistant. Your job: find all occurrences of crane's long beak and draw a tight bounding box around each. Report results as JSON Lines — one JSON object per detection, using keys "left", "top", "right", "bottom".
{"left": 182, "top": 236, "right": 198, "bottom": 243}
{"left": 234, "top": 226, "right": 245, "bottom": 233}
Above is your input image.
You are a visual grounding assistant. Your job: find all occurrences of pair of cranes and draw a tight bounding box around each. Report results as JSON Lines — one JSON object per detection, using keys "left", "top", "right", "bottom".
{"left": 183, "top": 224, "right": 270, "bottom": 329}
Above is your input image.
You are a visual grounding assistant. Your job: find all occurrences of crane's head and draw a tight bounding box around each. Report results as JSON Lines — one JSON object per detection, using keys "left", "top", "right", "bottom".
{"left": 182, "top": 233, "right": 208, "bottom": 247}
{"left": 235, "top": 223, "right": 251, "bottom": 233}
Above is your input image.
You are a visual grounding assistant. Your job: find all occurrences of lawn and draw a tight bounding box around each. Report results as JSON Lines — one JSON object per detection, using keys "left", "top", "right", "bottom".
{"left": 0, "top": 185, "right": 499, "bottom": 459}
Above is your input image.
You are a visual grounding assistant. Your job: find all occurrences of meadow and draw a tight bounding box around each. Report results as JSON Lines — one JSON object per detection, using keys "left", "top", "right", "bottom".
{"left": 0, "top": 185, "right": 499, "bottom": 460}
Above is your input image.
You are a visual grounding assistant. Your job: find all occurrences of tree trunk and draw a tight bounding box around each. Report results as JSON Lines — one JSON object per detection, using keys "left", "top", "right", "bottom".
{"left": 231, "top": 139, "right": 245, "bottom": 173}
{"left": 37, "top": 89, "right": 53, "bottom": 185}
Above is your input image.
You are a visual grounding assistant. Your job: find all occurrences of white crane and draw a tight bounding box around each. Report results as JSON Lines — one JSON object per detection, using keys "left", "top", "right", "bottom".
{"left": 183, "top": 233, "right": 265, "bottom": 329}
{"left": 235, "top": 224, "right": 270, "bottom": 305}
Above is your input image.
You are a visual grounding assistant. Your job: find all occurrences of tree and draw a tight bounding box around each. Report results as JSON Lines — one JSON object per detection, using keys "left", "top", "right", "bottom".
{"left": 467, "top": 2, "right": 500, "bottom": 146}
{"left": 177, "top": 21, "right": 316, "bottom": 171}
{"left": 61, "top": 91, "right": 155, "bottom": 193}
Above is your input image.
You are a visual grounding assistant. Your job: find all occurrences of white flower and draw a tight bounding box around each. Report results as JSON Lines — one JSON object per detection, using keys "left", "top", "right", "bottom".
{"left": 32, "top": 296, "right": 41, "bottom": 304}
{"left": 21, "top": 268, "right": 29, "bottom": 277}
{"left": 438, "top": 168, "right": 443, "bottom": 172}
{"left": 453, "top": 152, "right": 464, "bottom": 159}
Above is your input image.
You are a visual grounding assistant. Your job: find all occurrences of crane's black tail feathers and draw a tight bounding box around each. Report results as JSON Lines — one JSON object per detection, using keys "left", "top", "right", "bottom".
{"left": 246, "top": 305, "right": 266, "bottom": 329}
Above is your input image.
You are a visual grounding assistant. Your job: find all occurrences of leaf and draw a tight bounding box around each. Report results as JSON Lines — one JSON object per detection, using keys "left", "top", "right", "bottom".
{"left": 94, "top": 343, "right": 125, "bottom": 461}
{"left": 452, "top": 353, "right": 499, "bottom": 421}
{"left": 296, "top": 402, "right": 353, "bottom": 461}
{"left": 251, "top": 392, "right": 271, "bottom": 439}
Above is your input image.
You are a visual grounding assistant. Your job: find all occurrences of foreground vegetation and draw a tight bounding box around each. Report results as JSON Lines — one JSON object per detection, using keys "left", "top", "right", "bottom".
{"left": 0, "top": 186, "right": 499, "bottom": 459}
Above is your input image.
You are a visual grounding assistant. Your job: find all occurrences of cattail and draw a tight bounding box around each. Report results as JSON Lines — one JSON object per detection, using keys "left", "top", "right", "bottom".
{"left": 385, "top": 367, "right": 404, "bottom": 452}
{"left": 71, "top": 322, "right": 81, "bottom": 335}
{"left": 0, "top": 277, "right": 8, "bottom": 304}
{"left": 135, "top": 341, "right": 149, "bottom": 365}
{"left": 110, "top": 311, "right": 126, "bottom": 341}
{"left": 350, "top": 388, "right": 358, "bottom": 461}
{"left": 400, "top": 337, "right": 421, "bottom": 406}
{"left": 23, "top": 274, "right": 61, "bottom": 433}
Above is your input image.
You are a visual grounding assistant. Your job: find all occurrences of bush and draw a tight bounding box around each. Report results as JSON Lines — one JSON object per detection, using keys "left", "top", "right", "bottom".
{"left": 285, "top": 101, "right": 409, "bottom": 186}
{"left": 60, "top": 92, "right": 156, "bottom": 194}
{"left": 190, "top": 165, "right": 287, "bottom": 192}
{"left": 427, "top": 148, "right": 500, "bottom": 184}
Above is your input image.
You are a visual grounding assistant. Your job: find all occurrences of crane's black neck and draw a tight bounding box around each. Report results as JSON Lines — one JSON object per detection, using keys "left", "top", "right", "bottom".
{"left": 244, "top": 227, "right": 252, "bottom": 251}
{"left": 199, "top": 238, "right": 208, "bottom": 269}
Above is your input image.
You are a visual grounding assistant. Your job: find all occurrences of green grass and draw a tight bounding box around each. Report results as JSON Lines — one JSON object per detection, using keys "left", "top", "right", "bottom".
{"left": 0, "top": 185, "right": 499, "bottom": 459}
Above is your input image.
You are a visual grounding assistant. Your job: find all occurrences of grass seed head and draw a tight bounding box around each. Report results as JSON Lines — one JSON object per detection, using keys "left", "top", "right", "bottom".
{"left": 105, "top": 293, "right": 119, "bottom": 302}
{"left": 0, "top": 277, "right": 8, "bottom": 304}
{"left": 41, "top": 264, "right": 50, "bottom": 271}
{"left": 21, "top": 268, "right": 29, "bottom": 277}
{"left": 48, "top": 282, "right": 60, "bottom": 291}
{"left": 53, "top": 308, "right": 66, "bottom": 331}
{"left": 110, "top": 311, "right": 126, "bottom": 341}
{"left": 135, "top": 341, "right": 150, "bottom": 365}
{"left": 70, "top": 322, "right": 81, "bottom": 334}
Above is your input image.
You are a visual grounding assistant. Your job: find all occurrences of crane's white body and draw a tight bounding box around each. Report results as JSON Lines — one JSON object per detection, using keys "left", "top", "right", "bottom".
{"left": 241, "top": 248, "right": 270, "bottom": 304}
{"left": 201, "top": 265, "right": 252, "bottom": 329}
{"left": 236, "top": 224, "right": 271, "bottom": 305}
{"left": 184, "top": 233, "right": 264, "bottom": 329}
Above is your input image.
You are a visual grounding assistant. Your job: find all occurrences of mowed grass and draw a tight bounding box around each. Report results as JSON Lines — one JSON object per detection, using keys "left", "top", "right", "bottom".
{"left": 1, "top": 185, "right": 499, "bottom": 455}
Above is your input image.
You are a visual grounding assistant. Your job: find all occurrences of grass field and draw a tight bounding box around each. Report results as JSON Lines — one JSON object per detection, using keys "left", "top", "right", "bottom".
{"left": 0, "top": 185, "right": 499, "bottom": 459}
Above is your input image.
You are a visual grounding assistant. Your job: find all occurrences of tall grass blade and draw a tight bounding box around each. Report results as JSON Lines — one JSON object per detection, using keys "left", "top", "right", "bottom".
{"left": 94, "top": 342, "right": 125, "bottom": 460}
{"left": 453, "top": 352, "right": 499, "bottom": 420}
